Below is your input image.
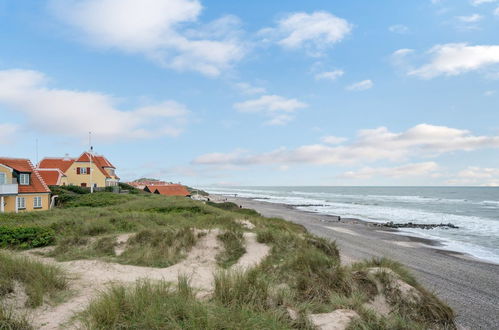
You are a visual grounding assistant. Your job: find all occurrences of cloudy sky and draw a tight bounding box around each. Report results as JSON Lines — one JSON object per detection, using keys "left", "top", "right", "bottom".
{"left": 1, "top": 0, "right": 499, "bottom": 186}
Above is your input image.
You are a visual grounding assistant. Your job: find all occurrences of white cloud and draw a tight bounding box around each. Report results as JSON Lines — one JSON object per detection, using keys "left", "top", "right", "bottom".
{"left": 0, "top": 124, "right": 18, "bottom": 144}
{"left": 321, "top": 136, "right": 347, "bottom": 145}
{"left": 234, "top": 82, "right": 266, "bottom": 95}
{"left": 494, "top": 6, "right": 499, "bottom": 15}
{"left": 456, "top": 14, "right": 483, "bottom": 22}
{"left": 261, "top": 11, "right": 352, "bottom": 55}
{"left": 234, "top": 95, "right": 308, "bottom": 126}
{"left": 389, "top": 24, "right": 409, "bottom": 34}
{"left": 400, "top": 43, "right": 499, "bottom": 78}
{"left": 0, "top": 69, "right": 189, "bottom": 141}
{"left": 470, "top": 0, "right": 497, "bottom": 6}
{"left": 346, "top": 79, "right": 373, "bottom": 91}
{"left": 447, "top": 166, "right": 499, "bottom": 186}
{"left": 338, "top": 162, "right": 439, "bottom": 179}
{"left": 315, "top": 69, "right": 344, "bottom": 81}
{"left": 49, "top": 0, "right": 246, "bottom": 76}
{"left": 484, "top": 90, "right": 496, "bottom": 96}
{"left": 193, "top": 124, "right": 499, "bottom": 166}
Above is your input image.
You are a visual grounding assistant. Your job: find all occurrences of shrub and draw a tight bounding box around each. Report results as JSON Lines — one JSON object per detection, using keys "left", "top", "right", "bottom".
{"left": 0, "top": 226, "right": 55, "bottom": 249}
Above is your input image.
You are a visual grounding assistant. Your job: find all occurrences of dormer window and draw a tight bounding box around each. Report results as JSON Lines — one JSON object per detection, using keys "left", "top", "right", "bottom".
{"left": 19, "top": 173, "right": 30, "bottom": 185}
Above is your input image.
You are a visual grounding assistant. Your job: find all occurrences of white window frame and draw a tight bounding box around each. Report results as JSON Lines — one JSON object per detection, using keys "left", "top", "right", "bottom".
{"left": 0, "top": 173, "right": 5, "bottom": 184}
{"left": 33, "top": 196, "right": 42, "bottom": 209}
{"left": 17, "top": 197, "right": 26, "bottom": 210}
{"left": 19, "top": 173, "right": 30, "bottom": 185}
{"left": 80, "top": 167, "right": 87, "bottom": 175}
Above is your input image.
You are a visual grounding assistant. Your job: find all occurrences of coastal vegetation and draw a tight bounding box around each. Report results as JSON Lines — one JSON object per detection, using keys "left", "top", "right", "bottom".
{"left": 0, "top": 186, "right": 456, "bottom": 329}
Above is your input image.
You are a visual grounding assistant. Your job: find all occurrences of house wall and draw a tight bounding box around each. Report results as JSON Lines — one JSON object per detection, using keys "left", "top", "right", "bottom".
{"left": 0, "top": 165, "right": 13, "bottom": 183}
{"left": 60, "top": 176, "right": 69, "bottom": 186}
{"left": 65, "top": 162, "right": 107, "bottom": 187}
{"left": 2, "top": 193, "right": 50, "bottom": 212}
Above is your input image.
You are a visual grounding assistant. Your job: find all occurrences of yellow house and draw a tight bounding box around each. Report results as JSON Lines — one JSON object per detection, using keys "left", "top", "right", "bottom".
{"left": 38, "top": 152, "right": 119, "bottom": 188}
{"left": 0, "top": 158, "right": 51, "bottom": 213}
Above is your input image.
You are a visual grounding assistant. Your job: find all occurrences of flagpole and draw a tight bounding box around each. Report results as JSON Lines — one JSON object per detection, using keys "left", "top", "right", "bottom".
{"left": 89, "top": 132, "right": 93, "bottom": 193}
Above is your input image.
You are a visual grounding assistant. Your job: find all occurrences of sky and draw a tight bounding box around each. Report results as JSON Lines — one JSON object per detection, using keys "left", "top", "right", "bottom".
{"left": 1, "top": 0, "right": 499, "bottom": 186}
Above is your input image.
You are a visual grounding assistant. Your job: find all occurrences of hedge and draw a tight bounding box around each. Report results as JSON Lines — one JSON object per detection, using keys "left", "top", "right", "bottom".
{"left": 0, "top": 226, "right": 55, "bottom": 249}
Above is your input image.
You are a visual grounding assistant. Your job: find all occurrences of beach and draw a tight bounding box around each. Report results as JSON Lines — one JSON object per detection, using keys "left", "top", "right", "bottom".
{"left": 218, "top": 195, "right": 499, "bottom": 329}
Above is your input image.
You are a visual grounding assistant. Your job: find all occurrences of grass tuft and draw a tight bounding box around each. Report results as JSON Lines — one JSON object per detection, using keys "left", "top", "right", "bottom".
{"left": 0, "top": 252, "right": 68, "bottom": 307}
{"left": 118, "top": 228, "right": 196, "bottom": 267}
{"left": 216, "top": 230, "right": 246, "bottom": 268}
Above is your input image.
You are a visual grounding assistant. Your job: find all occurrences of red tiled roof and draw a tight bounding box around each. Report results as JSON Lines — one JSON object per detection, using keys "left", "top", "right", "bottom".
{"left": 38, "top": 158, "right": 75, "bottom": 172}
{"left": 0, "top": 158, "right": 50, "bottom": 193}
{"left": 37, "top": 169, "right": 65, "bottom": 186}
{"left": 150, "top": 184, "right": 190, "bottom": 197}
{"left": 41, "top": 152, "right": 117, "bottom": 179}
{"left": 76, "top": 152, "right": 116, "bottom": 179}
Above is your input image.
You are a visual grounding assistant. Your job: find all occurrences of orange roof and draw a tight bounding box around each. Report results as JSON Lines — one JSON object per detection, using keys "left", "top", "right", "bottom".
{"left": 38, "top": 158, "right": 75, "bottom": 172}
{"left": 40, "top": 152, "right": 117, "bottom": 179}
{"left": 0, "top": 158, "right": 50, "bottom": 193}
{"left": 75, "top": 152, "right": 116, "bottom": 179}
{"left": 37, "top": 169, "right": 65, "bottom": 186}
{"left": 150, "top": 184, "right": 190, "bottom": 197}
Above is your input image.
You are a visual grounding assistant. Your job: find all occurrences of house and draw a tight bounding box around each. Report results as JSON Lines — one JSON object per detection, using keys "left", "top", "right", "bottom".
{"left": 38, "top": 152, "right": 119, "bottom": 188}
{"left": 0, "top": 158, "right": 51, "bottom": 213}
{"left": 144, "top": 184, "right": 191, "bottom": 197}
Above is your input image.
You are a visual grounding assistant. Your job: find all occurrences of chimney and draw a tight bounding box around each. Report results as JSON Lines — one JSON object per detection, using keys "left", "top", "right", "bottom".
{"left": 63, "top": 153, "right": 70, "bottom": 161}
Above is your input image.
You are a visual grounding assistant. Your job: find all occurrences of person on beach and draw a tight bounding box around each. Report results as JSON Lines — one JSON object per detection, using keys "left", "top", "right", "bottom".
{"left": 338, "top": 216, "right": 341, "bottom": 222}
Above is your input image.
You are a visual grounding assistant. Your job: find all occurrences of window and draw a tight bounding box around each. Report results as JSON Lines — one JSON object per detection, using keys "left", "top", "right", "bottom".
{"left": 33, "top": 196, "right": 42, "bottom": 209}
{"left": 77, "top": 167, "right": 90, "bottom": 175}
{"left": 19, "top": 174, "right": 30, "bottom": 185}
{"left": 0, "top": 173, "right": 5, "bottom": 184}
{"left": 17, "top": 197, "right": 26, "bottom": 210}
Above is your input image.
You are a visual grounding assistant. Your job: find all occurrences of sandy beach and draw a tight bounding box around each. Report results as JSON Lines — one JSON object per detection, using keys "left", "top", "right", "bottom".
{"left": 217, "top": 195, "right": 499, "bottom": 329}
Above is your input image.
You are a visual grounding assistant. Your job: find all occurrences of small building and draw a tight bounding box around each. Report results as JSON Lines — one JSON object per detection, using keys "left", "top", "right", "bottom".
{"left": 0, "top": 158, "right": 51, "bottom": 213}
{"left": 144, "top": 184, "right": 191, "bottom": 197}
{"left": 127, "top": 180, "right": 170, "bottom": 190}
{"left": 38, "top": 152, "right": 119, "bottom": 188}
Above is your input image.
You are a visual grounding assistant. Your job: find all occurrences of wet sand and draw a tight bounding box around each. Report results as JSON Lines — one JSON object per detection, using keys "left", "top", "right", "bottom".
{"left": 219, "top": 195, "right": 499, "bottom": 329}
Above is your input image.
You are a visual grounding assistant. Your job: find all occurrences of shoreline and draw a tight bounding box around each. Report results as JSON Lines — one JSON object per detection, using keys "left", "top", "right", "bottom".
{"left": 210, "top": 194, "right": 499, "bottom": 329}
{"left": 216, "top": 194, "right": 496, "bottom": 265}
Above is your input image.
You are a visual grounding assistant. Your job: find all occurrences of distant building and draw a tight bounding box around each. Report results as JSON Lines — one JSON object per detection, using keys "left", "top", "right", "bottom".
{"left": 38, "top": 152, "right": 119, "bottom": 188}
{"left": 144, "top": 184, "right": 191, "bottom": 197}
{"left": 0, "top": 158, "right": 51, "bottom": 213}
{"left": 127, "top": 180, "right": 170, "bottom": 190}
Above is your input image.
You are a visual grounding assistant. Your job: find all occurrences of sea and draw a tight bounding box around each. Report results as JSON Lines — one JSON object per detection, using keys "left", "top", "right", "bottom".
{"left": 203, "top": 186, "right": 499, "bottom": 264}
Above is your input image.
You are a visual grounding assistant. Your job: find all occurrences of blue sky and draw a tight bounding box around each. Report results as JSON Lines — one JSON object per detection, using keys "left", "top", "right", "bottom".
{"left": 1, "top": 0, "right": 499, "bottom": 186}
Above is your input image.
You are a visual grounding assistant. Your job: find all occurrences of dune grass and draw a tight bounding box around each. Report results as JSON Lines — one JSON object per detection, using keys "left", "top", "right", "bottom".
{"left": 118, "top": 228, "right": 197, "bottom": 267}
{"left": 216, "top": 230, "right": 246, "bottom": 268}
{"left": 79, "top": 279, "right": 297, "bottom": 330}
{"left": 0, "top": 305, "right": 32, "bottom": 330}
{"left": 0, "top": 252, "right": 68, "bottom": 308}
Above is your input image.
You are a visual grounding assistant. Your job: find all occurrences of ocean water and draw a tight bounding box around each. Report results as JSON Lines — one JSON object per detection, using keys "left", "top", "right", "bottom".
{"left": 203, "top": 186, "right": 499, "bottom": 264}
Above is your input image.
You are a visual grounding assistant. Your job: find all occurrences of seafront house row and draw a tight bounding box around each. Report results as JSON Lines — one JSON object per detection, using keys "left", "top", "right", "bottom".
{"left": 38, "top": 152, "right": 119, "bottom": 188}
{"left": 0, "top": 158, "right": 51, "bottom": 213}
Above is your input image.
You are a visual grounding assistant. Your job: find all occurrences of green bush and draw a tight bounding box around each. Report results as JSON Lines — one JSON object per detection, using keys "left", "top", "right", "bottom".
{"left": 0, "top": 226, "right": 55, "bottom": 249}
{"left": 62, "top": 185, "right": 90, "bottom": 194}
